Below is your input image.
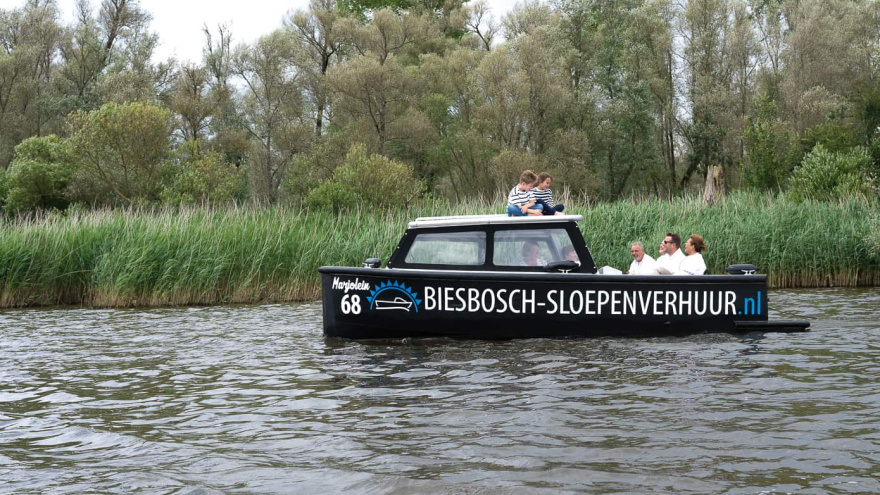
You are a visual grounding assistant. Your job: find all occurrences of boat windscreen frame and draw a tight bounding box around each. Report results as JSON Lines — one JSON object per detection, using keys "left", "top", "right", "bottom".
{"left": 387, "top": 221, "right": 597, "bottom": 273}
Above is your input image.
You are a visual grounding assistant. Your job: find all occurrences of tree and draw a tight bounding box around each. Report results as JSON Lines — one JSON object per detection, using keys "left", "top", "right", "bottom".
{"left": 465, "top": 0, "right": 498, "bottom": 51}
{"left": 631, "top": 0, "right": 678, "bottom": 195}
{"left": 57, "top": 0, "right": 153, "bottom": 106}
{"left": 781, "top": 0, "right": 874, "bottom": 134}
{"left": 286, "top": 0, "right": 353, "bottom": 138}
{"left": 0, "top": 1, "right": 65, "bottom": 166}
{"left": 742, "top": 97, "right": 795, "bottom": 190}
{"left": 329, "top": 9, "right": 433, "bottom": 153}
{"left": 679, "top": 0, "right": 752, "bottom": 188}
{"left": 167, "top": 62, "right": 214, "bottom": 142}
{"left": 201, "top": 23, "right": 249, "bottom": 166}
{"left": 233, "top": 30, "right": 308, "bottom": 202}
{"left": 67, "top": 102, "right": 172, "bottom": 204}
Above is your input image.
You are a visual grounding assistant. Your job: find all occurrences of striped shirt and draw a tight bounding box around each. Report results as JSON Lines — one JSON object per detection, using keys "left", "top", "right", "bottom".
{"left": 508, "top": 185, "right": 534, "bottom": 206}
{"left": 531, "top": 187, "right": 555, "bottom": 207}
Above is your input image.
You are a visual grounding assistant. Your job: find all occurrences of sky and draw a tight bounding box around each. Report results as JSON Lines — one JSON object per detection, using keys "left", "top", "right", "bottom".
{"left": 0, "top": 0, "right": 523, "bottom": 63}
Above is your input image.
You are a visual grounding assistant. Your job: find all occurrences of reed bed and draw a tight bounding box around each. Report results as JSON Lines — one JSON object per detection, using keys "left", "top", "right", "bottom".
{"left": 0, "top": 192, "right": 877, "bottom": 308}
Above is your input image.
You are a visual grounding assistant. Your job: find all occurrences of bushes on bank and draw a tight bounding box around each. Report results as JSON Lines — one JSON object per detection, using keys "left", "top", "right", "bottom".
{"left": 4, "top": 136, "right": 75, "bottom": 212}
{"left": 304, "top": 182, "right": 359, "bottom": 211}
{"left": 6, "top": 99, "right": 880, "bottom": 216}
{"left": 161, "top": 141, "right": 245, "bottom": 206}
{"left": 788, "top": 145, "right": 878, "bottom": 201}
{"left": 304, "top": 144, "right": 423, "bottom": 211}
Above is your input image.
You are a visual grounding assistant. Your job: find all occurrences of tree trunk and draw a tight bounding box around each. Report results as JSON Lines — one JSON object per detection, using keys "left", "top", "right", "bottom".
{"left": 703, "top": 165, "right": 725, "bottom": 206}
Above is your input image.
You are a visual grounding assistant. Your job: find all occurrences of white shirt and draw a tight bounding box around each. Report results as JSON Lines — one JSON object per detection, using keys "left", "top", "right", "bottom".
{"left": 655, "top": 249, "right": 685, "bottom": 274}
{"left": 628, "top": 254, "right": 656, "bottom": 275}
{"left": 675, "top": 252, "right": 707, "bottom": 275}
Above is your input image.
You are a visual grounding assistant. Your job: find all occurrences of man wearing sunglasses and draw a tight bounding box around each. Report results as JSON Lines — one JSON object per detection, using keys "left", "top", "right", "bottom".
{"left": 653, "top": 233, "right": 685, "bottom": 275}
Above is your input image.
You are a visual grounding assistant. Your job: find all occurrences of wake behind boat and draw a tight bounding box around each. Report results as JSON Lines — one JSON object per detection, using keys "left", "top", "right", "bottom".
{"left": 320, "top": 214, "right": 809, "bottom": 339}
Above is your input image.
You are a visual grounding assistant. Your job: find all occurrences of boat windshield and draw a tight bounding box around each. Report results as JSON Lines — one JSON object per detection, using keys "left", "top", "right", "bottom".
{"left": 493, "top": 228, "right": 577, "bottom": 267}
{"left": 404, "top": 231, "right": 487, "bottom": 266}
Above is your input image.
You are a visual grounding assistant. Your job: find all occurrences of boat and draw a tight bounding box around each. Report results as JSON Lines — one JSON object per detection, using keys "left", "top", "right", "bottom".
{"left": 374, "top": 297, "right": 414, "bottom": 311}
{"left": 319, "top": 214, "right": 809, "bottom": 339}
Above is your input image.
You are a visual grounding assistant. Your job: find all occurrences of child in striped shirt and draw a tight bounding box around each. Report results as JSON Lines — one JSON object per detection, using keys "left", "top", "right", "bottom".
{"left": 507, "top": 170, "right": 544, "bottom": 216}
{"left": 532, "top": 172, "right": 564, "bottom": 216}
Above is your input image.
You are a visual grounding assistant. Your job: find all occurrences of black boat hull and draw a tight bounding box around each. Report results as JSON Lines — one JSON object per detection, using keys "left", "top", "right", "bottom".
{"left": 319, "top": 267, "right": 807, "bottom": 339}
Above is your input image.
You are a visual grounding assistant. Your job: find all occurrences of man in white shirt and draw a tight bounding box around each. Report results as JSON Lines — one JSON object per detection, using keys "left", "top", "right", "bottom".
{"left": 653, "top": 233, "right": 685, "bottom": 274}
{"left": 627, "top": 242, "right": 655, "bottom": 275}
{"left": 657, "top": 237, "right": 668, "bottom": 260}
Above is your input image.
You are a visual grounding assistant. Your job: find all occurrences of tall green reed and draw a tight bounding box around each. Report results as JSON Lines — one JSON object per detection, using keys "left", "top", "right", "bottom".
{"left": 0, "top": 192, "right": 876, "bottom": 308}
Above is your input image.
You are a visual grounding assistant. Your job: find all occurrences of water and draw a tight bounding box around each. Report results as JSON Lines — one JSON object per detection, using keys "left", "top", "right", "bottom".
{"left": 1, "top": 288, "right": 879, "bottom": 494}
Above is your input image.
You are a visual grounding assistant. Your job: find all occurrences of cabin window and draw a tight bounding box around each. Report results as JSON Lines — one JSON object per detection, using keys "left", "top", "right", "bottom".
{"left": 405, "top": 231, "right": 487, "bottom": 266}
{"left": 493, "top": 228, "right": 577, "bottom": 267}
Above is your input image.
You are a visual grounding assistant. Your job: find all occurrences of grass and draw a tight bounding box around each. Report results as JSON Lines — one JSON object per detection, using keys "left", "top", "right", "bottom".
{"left": 1, "top": 192, "right": 878, "bottom": 308}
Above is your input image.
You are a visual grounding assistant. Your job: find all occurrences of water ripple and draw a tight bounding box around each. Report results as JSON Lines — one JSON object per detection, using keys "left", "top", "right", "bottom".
{"left": 0, "top": 289, "right": 878, "bottom": 494}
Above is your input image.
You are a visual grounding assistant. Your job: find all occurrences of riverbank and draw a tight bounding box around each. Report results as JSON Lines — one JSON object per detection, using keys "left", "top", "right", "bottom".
{"left": 1, "top": 193, "right": 878, "bottom": 308}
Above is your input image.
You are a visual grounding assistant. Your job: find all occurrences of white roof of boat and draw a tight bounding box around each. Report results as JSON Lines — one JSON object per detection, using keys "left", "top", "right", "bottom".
{"left": 408, "top": 214, "right": 583, "bottom": 229}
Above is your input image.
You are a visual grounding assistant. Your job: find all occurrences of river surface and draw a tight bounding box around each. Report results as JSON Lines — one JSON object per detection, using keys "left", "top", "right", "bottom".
{"left": 1, "top": 288, "right": 879, "bottom": 494}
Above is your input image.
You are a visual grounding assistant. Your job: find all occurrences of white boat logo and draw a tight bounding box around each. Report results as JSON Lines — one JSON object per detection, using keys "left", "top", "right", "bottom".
{"left": 367, "top": 280, "right": 422, "bottom": 313}
{"left": 374, "top": 297, "right": 414, "bottom": 311}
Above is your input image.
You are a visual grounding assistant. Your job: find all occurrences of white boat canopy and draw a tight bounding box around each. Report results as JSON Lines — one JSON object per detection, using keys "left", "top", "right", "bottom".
{"left": 408, "top": 214, "right": 584, "bottom": 229}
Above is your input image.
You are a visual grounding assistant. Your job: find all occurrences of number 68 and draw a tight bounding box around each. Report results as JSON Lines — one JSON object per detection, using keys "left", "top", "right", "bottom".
{"left": 340, "top": 294, "right": 361, "bottom": 314}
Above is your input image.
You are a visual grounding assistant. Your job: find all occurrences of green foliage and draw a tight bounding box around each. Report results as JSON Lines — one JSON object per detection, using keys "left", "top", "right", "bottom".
{"left": 867, "top": 211, "right": 880, "bottom": 264}
{"left": 742, "top": 99, "right": 795, "bottom": 190}
{"left": 282, "top": 134, "right": 350, "bottom": 203}
{"left": 304, "top": 182, "right": 360, "bottom": 212}
{"left": 788, "top": 145, "right": 878, "bottom": 202}
{"left": 67, "top": 103, "right": 173, "bottom": 205}
{"left": 853, "top": 85, "right": 880, "bottom": 143}
{"left": 4, "top": 0, "right": 880, "bottom": 207}
{"left": 322, "top": 144, "right": 423, "bottom": 209}
{"left": 4, "top": 136, "right": 75, "bottom": 212}
{"left": 13, "top": 135, "right": 71, "bottom": 164}
{"left": 800, "top": 120, "right": 860, "bottom": 154}
{"left": 161, "top": 141, "right": 244, "bottom": 206}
